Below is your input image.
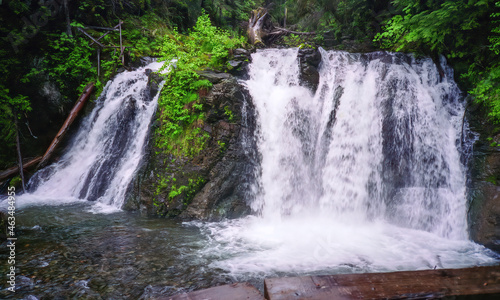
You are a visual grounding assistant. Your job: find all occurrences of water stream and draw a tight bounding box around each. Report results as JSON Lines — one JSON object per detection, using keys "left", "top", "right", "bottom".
{"left": 192, "top": 49, "right": 497, "bottom": 277}
{"left": 1, "top": 50, "right": 498, "bottom": 299}
{"left": 26, "top": 61, "right": 165, "bottom": 213}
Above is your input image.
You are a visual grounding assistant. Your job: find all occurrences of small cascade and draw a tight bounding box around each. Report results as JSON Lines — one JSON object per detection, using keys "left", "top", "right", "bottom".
{"left": 27, "top": 62, "right": 164, "bottom": 211}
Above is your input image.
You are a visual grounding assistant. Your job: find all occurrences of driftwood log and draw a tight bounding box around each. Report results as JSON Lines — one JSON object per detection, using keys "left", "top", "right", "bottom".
{"left": 0, "top": 82, "right": 94, "bottom": 183}
{"left": 36, "top": 82, "right": 95, "bottom": 169}
{"left": 0, "top": 156, "right": 42, "bottom": 182}
{"left": 247, "top": 7, "right": 315, "bottom": 46}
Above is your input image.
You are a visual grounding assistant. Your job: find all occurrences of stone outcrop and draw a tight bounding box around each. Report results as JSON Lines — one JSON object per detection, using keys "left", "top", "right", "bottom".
{"left": 297, "top": 48, "right": 321, "bottom": 93}
{"left": 467, "top": 103, "right": 500, "bottom": 252}
{"left": 125, "top": 71, "right": 258, "bottom": 221}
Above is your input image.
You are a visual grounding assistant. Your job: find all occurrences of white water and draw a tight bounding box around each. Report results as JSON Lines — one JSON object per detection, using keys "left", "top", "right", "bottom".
{"left": 194, "top": 49, "right": 497, "bottom": 277}
{"left": 15, "top": 62, "right": 164, "bottom": 213}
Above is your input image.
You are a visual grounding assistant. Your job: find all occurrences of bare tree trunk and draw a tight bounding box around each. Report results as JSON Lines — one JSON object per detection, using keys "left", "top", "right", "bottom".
{"left": 14, "top": 116, "right": 26, "bottom": 192}
{"left": 64, "top": 0, "right": 72, "bottom": 37}
{"left": 0, "top": 157, "right": 42, "bottom": 182}
{"left": 247, "top": 7, "right": 315, "bottom": 46}
{"left": 247, "top": 7, "right": 273, "bottom": 45}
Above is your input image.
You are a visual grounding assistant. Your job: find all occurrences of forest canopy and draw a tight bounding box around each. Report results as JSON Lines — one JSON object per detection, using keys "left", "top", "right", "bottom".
{"left": 1, "top": 0, "right": 500, "bottom": 170}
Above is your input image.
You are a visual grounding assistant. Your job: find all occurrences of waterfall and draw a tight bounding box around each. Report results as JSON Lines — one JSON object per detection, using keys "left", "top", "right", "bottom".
{"left": 195, "top": 49, "right": 496, "bottom": 276}
{"left": 24, "top": 61, "right": 164, "bottom": 212}
{"left": 249, "top": 49, "right": 467, "bottom": 239}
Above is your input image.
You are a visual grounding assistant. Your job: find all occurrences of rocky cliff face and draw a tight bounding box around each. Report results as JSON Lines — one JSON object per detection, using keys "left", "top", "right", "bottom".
{"left": 124, "top": 69, "right": 258, "bottom": 221}
{"left": 467, "top": 103, "right": 500, "bottom": 252}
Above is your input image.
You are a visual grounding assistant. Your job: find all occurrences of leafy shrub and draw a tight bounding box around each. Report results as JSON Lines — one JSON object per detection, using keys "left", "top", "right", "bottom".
{"left": 156, "top": 11, "right": 244, "bottom": 157}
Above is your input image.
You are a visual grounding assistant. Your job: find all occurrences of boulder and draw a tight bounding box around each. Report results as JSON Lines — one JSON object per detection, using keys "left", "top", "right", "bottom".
{"left": 298, "top": 48, "right": 321, "bottom": 93}
{"left": 125, "top": 75, "right": 258, "bottom": 221}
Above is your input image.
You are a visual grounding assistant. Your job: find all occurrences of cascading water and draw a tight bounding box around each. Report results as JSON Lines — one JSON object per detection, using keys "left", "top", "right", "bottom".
{"left": 195, "top": 49, "right": 497, "bottom": 277}
{"left": 23, "top": 61, "right": 164, "bottom": 212}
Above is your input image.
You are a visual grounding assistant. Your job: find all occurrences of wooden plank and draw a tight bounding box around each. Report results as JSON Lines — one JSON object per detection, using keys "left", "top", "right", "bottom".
{"left": 164, "top": 283, "right": 264, "bottom": 300}
{"left": 265, "top": 266, "right": 500, "bottom": 300}
{"left": 85, "top": 25, "right": 119, "bottom": 31}
{"left": 89, "top": 21, "right": 123, "bottom": 46}
{"left": 77, "top": 27, "right": 105, "bottom": 48}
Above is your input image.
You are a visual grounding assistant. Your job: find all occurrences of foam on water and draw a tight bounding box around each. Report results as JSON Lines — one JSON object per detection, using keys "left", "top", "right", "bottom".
{"left": 191, "top": 48, "right": 498, "bottom": 277}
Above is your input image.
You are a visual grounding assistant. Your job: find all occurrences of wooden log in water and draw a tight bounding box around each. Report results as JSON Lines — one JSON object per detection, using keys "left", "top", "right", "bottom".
{"left": 264, "top": 266, "right": 500, "bottom": 299}
{"left": 165, "top": 283, "right": 264, "bottom": 300}
{"left": 0, "top": 156, "right": 42, "bottom": 182}
{"left": 37, "top": 83, "right": 95, "bottom": 169}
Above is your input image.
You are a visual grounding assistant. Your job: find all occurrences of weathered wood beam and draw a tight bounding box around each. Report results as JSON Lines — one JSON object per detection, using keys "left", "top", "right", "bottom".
{"left": 265, "top": 265, "right": 500, "bottom": 299}
{"left": 89, "top": 21, "right": 123, "bottom": 46}
{"left": 165, "top": 283, "right": 264, "bottom": 300}
{"left": 0, "top": 156, "right": 42, "bottom": 182}
{"left": 77, "top": 27, "right": 105, "bottom": 48}
{"left": 37, "top": 83, "right": 95, "bottom": 169}
{"left": 85, "top": 25, "right": 119, "bottom": 31}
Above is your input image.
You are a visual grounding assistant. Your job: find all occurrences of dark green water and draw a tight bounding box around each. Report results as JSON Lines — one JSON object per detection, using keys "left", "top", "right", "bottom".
{"left": 0, "top": 202, "right": 236, "bottom": 299}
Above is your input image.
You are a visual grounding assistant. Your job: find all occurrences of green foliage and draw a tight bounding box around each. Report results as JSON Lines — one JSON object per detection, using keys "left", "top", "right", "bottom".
{"left": 22, "top": 33, "right": 96, "bottom": 96}
{"left": 486, "top": 175, "right": 498, "bottom": 184}
{"left": 272, "top": 0, "right": 382, "bottom": 44}
{"left": 156, "top": 11, "right": 244, "bottom": 157}
{"left": 375, "top": 0, "right": 500, "bottom": 124}
{"left": 224, "top": 105, "right": 234, "bottom": 121}
{"left": 169, "top": 184, "right": 188, "bottom": 200}
{"left": 122, "top": 12, "right": 171, "bottom": 59}
{"left": 374, "top": 0, "right": 493, "bottom": 57}
{"left": 217, "top": 140, "right": 227, "bottom": 153}
{"left": 203, "top": 0, "right": 262, "bottom": 29}
{"left": 0, "top": 49, "right": 31, "bottom": 167}
{"left": 283, "top": 34, "right": 303, "bottom": 47}
{"left": 154, "top": 174, "right": 206, "bottom": 208}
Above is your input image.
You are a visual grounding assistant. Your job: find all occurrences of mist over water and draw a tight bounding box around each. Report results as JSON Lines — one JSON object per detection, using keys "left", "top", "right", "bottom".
{"left": 194, "top": 48, "right": 497, "bottom": 277}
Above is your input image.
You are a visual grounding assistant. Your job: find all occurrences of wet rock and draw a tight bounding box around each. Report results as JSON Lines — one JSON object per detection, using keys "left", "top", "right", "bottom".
{"left": 228, "top": 60, "right": 244, "bottom": 69}
{"left": 0, "top": 210, "right": 7, "bottom": 240}
{"left": 467, "top": 103, "right": 500, "bottom": 253}
{"left": 17, "top": 275, "right": 35, "bottom": 290}
{"left": 234, "top": 48, "right": 250, "bottom": 56}
{"left": 197, "top": 71, "right": 231, "bottom": 84}
{"left": 146, "top": 70, "right": 162, "bottom": 97}
{"left": 298, "top": 48, "right": 321, "bottom": 93}
{"left": 139, "top": 285, "right": 175, "bottom": 299}
{"left": 125, "top": 75, "right": 258, "bottom": 221}
{"left": 227, "top": 49, "right": 252, "bottom": 76}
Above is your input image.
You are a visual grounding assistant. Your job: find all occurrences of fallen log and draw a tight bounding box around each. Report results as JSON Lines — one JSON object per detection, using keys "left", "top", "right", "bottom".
{"left": 37, "top": 82, "right": 95, "bottom": 169}
{"left": 248, "top": 7, "right": 271, "bottom": 45}
{"left": 0, "top": 156, "right": 42, "bottom": 182}
{"left": 247, "top": 7, "right": 315, "bottom": 46}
